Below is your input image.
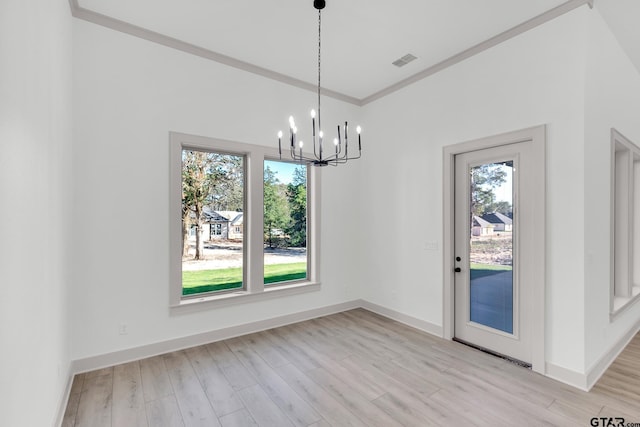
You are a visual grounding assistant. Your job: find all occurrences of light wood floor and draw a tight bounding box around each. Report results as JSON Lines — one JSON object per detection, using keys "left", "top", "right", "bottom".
{"left": 62, "top": 309, "right": 640, "bottom": 426}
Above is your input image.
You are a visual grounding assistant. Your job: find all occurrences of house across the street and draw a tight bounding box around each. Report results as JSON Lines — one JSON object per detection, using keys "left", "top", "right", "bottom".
{"left": 481, "top": 212, "right": 513, "bottom": 232}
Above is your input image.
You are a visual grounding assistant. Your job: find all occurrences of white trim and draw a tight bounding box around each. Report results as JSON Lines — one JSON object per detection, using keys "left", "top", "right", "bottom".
{"left": 610, "top": 128, "right": 640, "bottom": 316}
{"left": 71, "top": 300, "right": 361, "bottom": 375}
{"left": 545, "top": 362, "right": 588, "bottom": 391}
{"left": 68, "top": 0, "right": 593, "bottom": 106}
{"left": 170, "top": 282, "right": 321, "bottom": 314}
{"left": 359, "top": 300, "right": 444, "bottom": 338}
{"left": 586, "top": 314, "right": 640, "bottom": 390}
{"left": 53, "top": 363, "right": 74, "bottom": 427}
{"left": 442, "top": 125, "right": 546, "bottom": 374}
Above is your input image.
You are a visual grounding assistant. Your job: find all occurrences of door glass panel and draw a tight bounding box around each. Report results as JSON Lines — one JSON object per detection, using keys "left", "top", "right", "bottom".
{"left": 469, "top": 161, "right": 514, "bottom": 333}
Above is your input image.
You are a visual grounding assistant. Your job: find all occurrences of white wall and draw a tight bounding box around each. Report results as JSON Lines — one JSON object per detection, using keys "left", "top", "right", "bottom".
{"left": 0, "top": 0, "right": 73, "bottom": 425}
{"left": 359, "top": 8, "right": 589, "bottom": 374}
{"left": 71, "top": 20, "right": 363, "bottom": 361}
{"left": 584, "top": 8, "right": 640, "bottom": 373}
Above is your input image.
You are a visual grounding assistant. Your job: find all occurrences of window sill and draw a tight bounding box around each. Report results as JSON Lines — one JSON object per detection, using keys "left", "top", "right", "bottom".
{"left": 611, "top": 286, "right": 640, "bottom": 321}
{"left": 170, "top": 281, "right": 320, "bottom": 314}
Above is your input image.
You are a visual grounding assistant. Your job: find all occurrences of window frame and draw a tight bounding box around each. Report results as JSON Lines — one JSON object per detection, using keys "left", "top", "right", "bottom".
{"left": 610, "top": 128, "right": 640, "bottom": 318}
{"left": 169, "top": 132, "right": 321, "bottom": 311}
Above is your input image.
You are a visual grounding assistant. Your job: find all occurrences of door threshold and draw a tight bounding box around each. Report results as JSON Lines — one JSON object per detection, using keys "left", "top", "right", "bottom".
{"left": 453, "top": 337, "right": 532, "bottom": 369}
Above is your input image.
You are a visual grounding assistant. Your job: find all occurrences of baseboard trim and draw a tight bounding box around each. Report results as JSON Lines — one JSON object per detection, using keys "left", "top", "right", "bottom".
{"left": 545, "top": 362, "right": 588, "bottom": 391}
{"left": 358, "top": 300, "right": 443, "bottom": 338}
{"left": 585, "top": 316, "right": 640, "bottom": 391}
{"left": 71, "top": 300, "right": 360, "bottom": 375}
{"left": 53, "top": 363, "right": 73, "bottom": 427}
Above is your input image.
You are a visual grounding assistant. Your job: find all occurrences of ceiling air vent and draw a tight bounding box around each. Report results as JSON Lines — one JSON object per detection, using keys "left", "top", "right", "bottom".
{"left": 392, "top": 53, "right": 417, "bottom": 68}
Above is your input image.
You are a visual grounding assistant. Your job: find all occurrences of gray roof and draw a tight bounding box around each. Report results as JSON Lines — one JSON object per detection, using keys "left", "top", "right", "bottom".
{"left": 481, "top": 212, "right": 513, "bottom": 225}
{"left": 473, "top": 216, "right": 495, "bottom": 228}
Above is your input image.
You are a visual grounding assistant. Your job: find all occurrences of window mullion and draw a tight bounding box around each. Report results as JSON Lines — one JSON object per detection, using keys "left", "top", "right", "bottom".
{"left": 247, "top": 151, "right": 265, "bottom": 293}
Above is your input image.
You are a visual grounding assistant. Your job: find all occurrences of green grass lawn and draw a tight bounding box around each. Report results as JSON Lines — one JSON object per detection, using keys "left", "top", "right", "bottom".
{"left": 470, "top": 262, "right": 512, "bottom": 280}
{"left": 182, "top": 262, "right": 307, "bottom": 295}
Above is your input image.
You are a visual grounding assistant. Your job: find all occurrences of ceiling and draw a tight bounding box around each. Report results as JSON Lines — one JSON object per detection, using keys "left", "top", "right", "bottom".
{"left": 75, "top": 0, "right": 640, "bottom": 103}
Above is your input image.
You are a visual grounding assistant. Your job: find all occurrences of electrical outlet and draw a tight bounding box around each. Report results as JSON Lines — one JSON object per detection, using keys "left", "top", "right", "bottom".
{"left": 119, "top": 323, "right": 128, "bottom": 335}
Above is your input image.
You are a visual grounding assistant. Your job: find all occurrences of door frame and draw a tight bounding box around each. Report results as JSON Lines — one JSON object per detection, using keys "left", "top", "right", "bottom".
{"left": 442, "top": 125, "right": 546, "bottom": 374}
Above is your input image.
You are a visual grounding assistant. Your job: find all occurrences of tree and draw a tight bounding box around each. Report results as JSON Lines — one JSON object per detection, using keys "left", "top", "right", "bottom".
{"left": 182, "top": 151, "right": 242, "bottom": 259}
{"left": 209, "top": 155, "right": 244, "bottom": 211}
{"left": 182, "top": 151, "right": 215, "bottom": 259}
{"left": 285, "top": 166, "right": 307, "bottom": 247}
{"left": 470, "top": 162, "right": 509, "bottom": 219}
{"left": 263, "top": 166, "right": 290, "bottom": 248}
{"left": 485, "top": 200, "right": 512, "bottom": 216}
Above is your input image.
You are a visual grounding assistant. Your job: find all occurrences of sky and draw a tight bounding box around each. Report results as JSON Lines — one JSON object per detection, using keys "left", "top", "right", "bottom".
{"left": 265, "top": 159, "right": 305, "bottom": 185}
{"left": 494, "top": 163, "right": 513, "bottom": 203}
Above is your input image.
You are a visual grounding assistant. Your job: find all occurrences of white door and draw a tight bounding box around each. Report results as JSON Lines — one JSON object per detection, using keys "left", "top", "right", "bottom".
{"left": 454, "top": 140, "right": 540, "bottom": 364}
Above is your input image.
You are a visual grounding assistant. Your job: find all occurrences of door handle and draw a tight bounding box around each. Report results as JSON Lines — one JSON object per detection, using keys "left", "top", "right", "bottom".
{"left": 454, "top": 267, "right": 461, "bottom": 273}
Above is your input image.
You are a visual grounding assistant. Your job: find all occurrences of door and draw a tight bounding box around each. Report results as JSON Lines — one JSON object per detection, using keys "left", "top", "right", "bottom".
{"left": 454, "top": 140, "right": 538, "bottom": 364}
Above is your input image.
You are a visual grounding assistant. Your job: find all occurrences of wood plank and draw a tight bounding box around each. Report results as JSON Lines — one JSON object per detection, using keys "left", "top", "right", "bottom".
{"left": 218, "top": 409, "right": 257, "bottom": 427}
{"left": 84, "top": 366, "right": 113, "bottom": 380}
{"left": 70, "top": 373, "right": 85, "bottom": 395}
{"left": 112, "top": 361, "right": 148, "bottom": 427}
{"left": 236, "top": 384, "right": 294, "bottom": 427}
{"left": 274, "top": 329, "right": 386, "bottom": 401}
{"left": 274, "top": 362, "right": 368, "bottom": 427}
{"left": 240, "top": 331, "right": 292, "bottom": 368}
{"left": 140, "top": 355, "right": 173, "bottom": 402}
{"left": 74, "top": 374, "right": 113, "bottom": 427}
{"left": 340, "top": 354, "right": 439, "bottom": 399}
{"left": 61, "top": 390, "right": 81, "bottom": 427}
{"left": 163, "top": 351, "right": 220, "bottom": 427}
{"left": 548, "top": 399, "right": 595, "bottom": 426}
{"left": 305, "top": 367, "right": 402, "bottom": 427}
{"left": 286, "top": 321, "right": 352, "bottom": 361}
{"left": 372, "top": 393, "right": 440, "bottom": 426}
{"left": 145, "top": 395, "right": 184, "bottom": 427}
{"left": 429, "top": 388, "right": 512, "bottom": 427}
{"left": 205, "top": 341, "right": 257, "bottom": 391}
{"left": 261, "top": 328, "right": 321, "bottom": 372}
{"left": 184, "top": 345, "right": 244, "bottom": 417}
{"left": 231, "top": 346, "right": 321, "bottom": 426}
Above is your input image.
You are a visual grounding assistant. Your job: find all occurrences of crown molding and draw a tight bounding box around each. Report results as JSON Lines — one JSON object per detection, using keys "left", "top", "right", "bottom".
{"left": 69, "top": 0, "right": 592, "bottom": 107}
{"left": 67, "top": 0, "right": 360, "bottom": 106}
{"left": 360, "top": 0, "right": 593, "bottom": 105}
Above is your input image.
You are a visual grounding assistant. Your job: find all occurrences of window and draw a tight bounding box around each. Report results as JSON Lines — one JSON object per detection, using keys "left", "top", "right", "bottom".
{"left": 170, "top": 132, "right": 319, "bottom": 308}
{"left": 264, "top": 159, "right": 308, "bottom": 286}
{"left": 611, "top": 129, "right": 640, "bottom": 314}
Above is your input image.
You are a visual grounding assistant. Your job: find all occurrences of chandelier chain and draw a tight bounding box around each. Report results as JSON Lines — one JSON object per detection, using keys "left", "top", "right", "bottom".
{"left": 317, "top": 9, "right": 321, "bottom": 132}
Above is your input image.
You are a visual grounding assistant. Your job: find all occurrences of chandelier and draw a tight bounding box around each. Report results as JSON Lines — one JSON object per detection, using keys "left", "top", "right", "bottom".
{"left": 278, "top": 0, "right": 362, "bottom": 167}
